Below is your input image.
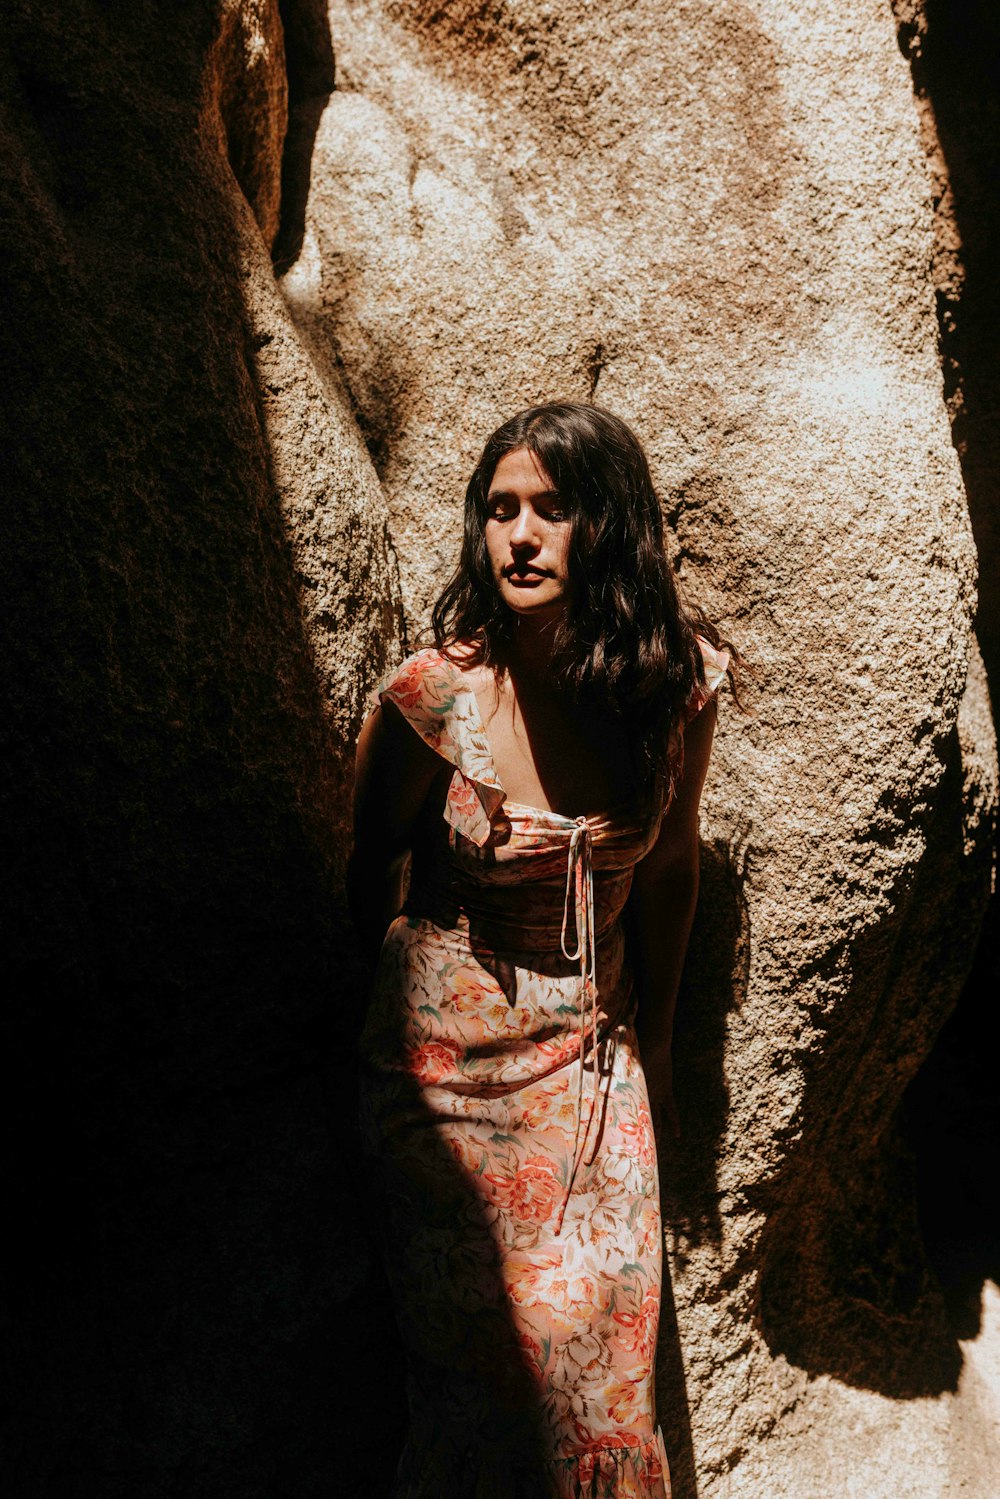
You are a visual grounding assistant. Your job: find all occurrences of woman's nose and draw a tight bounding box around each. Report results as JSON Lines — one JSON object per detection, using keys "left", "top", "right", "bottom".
{"left": 510, "top": 505, "right": 540, "bottom": 548}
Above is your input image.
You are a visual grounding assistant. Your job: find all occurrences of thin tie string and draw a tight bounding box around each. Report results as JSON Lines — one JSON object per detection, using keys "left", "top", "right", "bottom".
{"left": 555, "top": 817, "right": 600, "bottom": 1234}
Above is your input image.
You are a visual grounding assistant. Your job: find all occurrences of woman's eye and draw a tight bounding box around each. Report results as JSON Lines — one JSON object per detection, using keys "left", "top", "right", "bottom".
{"left": 485, "top": 499, "right": 568, "bottom": 522}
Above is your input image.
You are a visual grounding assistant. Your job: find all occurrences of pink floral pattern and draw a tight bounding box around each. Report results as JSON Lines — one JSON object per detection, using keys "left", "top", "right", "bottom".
{"left": 360, "top": 641, "right": 727, "bottom": 1498}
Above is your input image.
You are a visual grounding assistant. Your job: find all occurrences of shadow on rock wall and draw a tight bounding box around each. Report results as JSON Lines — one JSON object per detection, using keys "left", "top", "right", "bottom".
{"left": 667, "top": 837, "right": 752, "bottom": 1254}
{"left": 656, "top": 836, "right": 751, "bottom": 1499}
{"left": 758, "top": 715, "right": 989, "bottom": 1395}
{"left": 890, "top": 0, "right": 1000, "bottom": 1347}
{"left": 272, "top": 0, "right": 336, "bottom": 275}
{"left": 1, "top": 4, "right": 400, "bottom": 1494}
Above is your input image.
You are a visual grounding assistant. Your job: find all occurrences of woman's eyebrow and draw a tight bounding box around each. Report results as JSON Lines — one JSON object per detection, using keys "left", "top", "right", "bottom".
{"left": 486, "top": 487, "right": 562, "bottom": 501}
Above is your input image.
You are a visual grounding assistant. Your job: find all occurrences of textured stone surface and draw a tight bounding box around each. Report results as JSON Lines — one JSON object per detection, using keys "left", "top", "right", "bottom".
{"left": 1, "top": 3, "right": 400, "bottom": 1493}
{"left": 285, "top": 0, "right": 999, "bottom": 1493}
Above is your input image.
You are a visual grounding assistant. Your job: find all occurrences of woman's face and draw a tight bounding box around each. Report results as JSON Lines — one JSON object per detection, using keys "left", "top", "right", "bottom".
{"left": 484, "top": 447, "right": 573, "bottom": 622}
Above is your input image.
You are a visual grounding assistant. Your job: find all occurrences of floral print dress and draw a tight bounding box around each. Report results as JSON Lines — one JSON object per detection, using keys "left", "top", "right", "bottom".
{"left": 359, "top": 641, "right": 728, "bottom": 1499}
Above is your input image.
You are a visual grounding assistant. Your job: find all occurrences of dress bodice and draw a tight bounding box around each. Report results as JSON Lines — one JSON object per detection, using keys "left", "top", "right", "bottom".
{"left": 368, "top": 642, "right": 728, "bottom": 958}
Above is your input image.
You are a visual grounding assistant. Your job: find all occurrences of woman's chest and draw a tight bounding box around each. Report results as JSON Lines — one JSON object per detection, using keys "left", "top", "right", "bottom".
{"left": 473, "top": 679, "right": 638, "bottom": 818}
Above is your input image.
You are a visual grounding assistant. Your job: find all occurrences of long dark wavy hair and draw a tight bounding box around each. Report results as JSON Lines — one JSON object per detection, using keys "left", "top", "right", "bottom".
{"left": 431, "top": 402, "right": 739, "bottom": 795}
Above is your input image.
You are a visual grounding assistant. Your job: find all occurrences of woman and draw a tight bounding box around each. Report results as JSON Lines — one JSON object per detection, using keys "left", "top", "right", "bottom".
{"left": 349, "top": 402, "right": 733, "bottom": 1498}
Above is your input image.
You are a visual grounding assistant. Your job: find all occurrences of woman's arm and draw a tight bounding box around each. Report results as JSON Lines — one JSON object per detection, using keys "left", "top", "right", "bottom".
{"left": 347, "top": 700, "right": 443, "bottom": 969}
{"left": 626, "top": 697, "right": 718, "bottom": 1137}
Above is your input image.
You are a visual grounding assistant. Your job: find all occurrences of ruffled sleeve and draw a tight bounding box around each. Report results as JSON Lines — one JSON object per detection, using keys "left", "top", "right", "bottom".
{"left": 685, "top": 634, "right": 731, "bottom": 723}
{"left": 367, "top": 648, "right": 507, "bottom": 848}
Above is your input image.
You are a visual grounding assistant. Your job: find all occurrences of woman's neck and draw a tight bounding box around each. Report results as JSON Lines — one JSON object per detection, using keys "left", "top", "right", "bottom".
{"left": 505, "top": 612, "right": 566, "bottom": 683}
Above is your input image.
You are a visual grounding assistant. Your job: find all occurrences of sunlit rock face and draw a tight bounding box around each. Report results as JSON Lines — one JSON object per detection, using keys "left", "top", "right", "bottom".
{"left": 1, "top": 2, "right": 399, "bottom": 1493}
{"left": 283, "top": 1, "right": 998, "bottom": 1494}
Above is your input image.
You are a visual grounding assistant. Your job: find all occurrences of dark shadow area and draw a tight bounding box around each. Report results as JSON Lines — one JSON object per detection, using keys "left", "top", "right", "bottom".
{"left": 889, "top": 0, "right": 1000, "bottom": 1341}
{"left": 0, "top": 4, "right": 393, "bottom": 1493}
{"left": 272, "top": 0, "right": 335, "bottom": 275}
{"left": 651, "top": 835, "right": 751, "bottom": 1499}
{"left": 904, "top": 926, "right": 1000, "bottom": 1337}
{"left": 664, "top": 836, "right": 751, "bottom": 1254}
{"left": 655, "top": 1259, "right": 699, "bottom": 1499}
{"left": 757, "top": 717, "right": 990, "bottom": 1395}
{"left": 358, "top": 1003, "right": 553, "bottom": 1495}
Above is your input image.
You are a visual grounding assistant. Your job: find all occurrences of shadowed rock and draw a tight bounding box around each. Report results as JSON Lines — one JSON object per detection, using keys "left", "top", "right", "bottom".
{"left": 1, "top": 3, "right": 401, "bottom": 1494}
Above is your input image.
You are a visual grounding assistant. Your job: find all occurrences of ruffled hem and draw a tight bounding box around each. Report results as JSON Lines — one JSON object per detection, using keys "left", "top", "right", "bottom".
{"left": 392, "top": 1429, "right": 671, "bottom": 1499}
{"left": 552, "top": 1431, "right": 671, "bottom": 1499}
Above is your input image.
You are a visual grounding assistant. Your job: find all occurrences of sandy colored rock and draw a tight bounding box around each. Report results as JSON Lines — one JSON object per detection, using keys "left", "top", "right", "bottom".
{"left": 284, "top": 0, "right": 998, "bottom": 1492}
